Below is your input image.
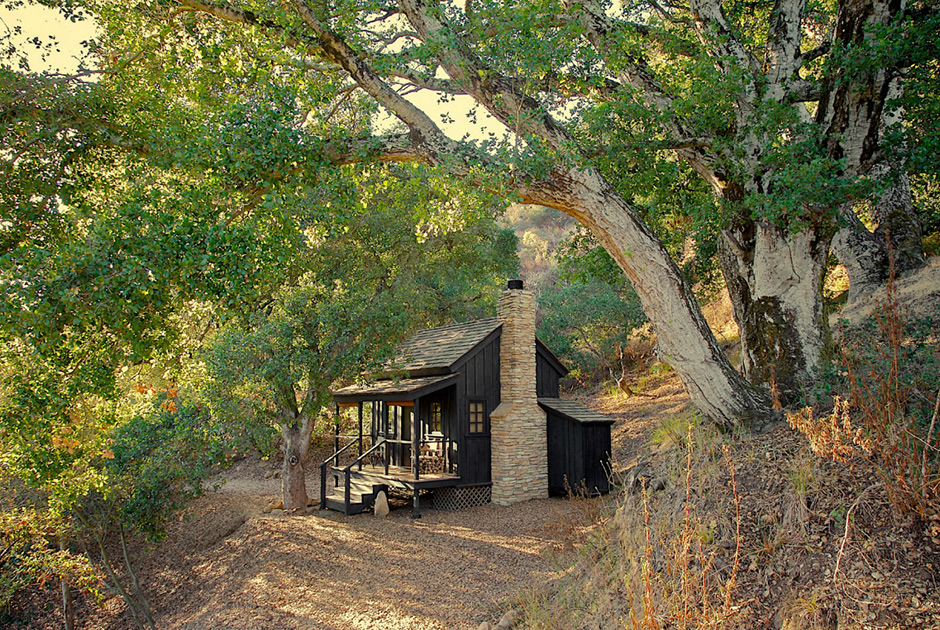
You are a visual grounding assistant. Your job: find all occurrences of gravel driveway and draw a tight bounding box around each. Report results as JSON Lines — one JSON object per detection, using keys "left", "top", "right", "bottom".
{"left": 131, "top": 456, "right": 572, "bottom": 630}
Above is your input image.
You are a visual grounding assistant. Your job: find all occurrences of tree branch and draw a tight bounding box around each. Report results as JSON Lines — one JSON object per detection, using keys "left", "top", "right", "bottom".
{"left": 787, "top": 78, "right": 823, "bottom": 102}
{"left": 801, "top": 41, "right": 831, "bottom": 63}
{"left": 398, "top": 0, "right": 572, "bottom": 152}
{"left": 687, "top": 0, "right": 762, "bottom": 76}
{"left": 288, "top": 0, "right": 473, "bottom": 170}
{"left": 175, "top": 0, "right": 322, "bottom": 54}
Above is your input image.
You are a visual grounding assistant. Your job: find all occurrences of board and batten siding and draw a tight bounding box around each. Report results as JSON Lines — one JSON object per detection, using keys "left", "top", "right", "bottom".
{"left": 536, "top": 348, "right": 562, "bottom": 398}
{"left": 543, "top": 404, "right": 614, "bottom": 496}
{"left": 450, "top": 333, "right": 501, "bottom": 486}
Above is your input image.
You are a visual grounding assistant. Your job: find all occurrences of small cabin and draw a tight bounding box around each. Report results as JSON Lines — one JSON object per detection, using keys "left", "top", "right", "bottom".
{"left": 322, "top": 280, "right": 615, "bottom": 517}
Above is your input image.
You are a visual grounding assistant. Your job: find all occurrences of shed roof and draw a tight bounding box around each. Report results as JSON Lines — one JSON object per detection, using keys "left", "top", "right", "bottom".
{"left": 538, "top": 398, "right": 615, "bottom": 425}
{"left": 392, "top": 318, "right": 502, "bottom": 373}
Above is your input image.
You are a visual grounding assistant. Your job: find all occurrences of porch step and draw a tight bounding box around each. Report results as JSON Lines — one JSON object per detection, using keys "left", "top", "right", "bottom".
{"left": 324, "top": 484, "right": 382, "bottom": 515}
{"left": 329, "top": 475, "right": 375, "bottom": 493}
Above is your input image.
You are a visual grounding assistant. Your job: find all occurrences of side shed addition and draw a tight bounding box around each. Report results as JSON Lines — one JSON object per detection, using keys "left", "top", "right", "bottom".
{"left": 539, "top": 398, "right": 615, "bottom": 496}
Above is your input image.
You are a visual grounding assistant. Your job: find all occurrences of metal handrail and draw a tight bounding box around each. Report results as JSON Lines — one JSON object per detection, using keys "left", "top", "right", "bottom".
{"left": 319, "top": 437, "right": 359, "bottom": 469}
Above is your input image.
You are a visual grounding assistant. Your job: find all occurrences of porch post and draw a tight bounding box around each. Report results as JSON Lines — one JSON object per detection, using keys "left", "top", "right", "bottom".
{"left": 412, "top": 398, "right": 421, "bottom": 482}
{"left": 412, "top": 488, "right": 421, "bottom": 519}
{"left": 357, "top": 402, "right": 363, "bottom": 468}
{"left": 333, "top": 404, "right": 340, "bottom": 458}
{"left": 383, "top": 402, "right": 390, "bottom": 475}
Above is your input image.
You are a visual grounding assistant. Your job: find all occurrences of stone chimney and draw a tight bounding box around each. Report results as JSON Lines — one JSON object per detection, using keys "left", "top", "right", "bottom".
{"left": 490, "top": 280, "right": 548, "bottom": 505}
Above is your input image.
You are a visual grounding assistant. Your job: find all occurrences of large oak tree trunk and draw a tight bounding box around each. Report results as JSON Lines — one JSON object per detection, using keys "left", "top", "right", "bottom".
{"left": 291, "top": 0, "right": 773, "bottom": 428}
{"left": 832, "top": 203, "right": 891, "bottom": 301}
{"left": 719, "top": 222, "right": 832, "bottom": 404}
{"left": 822, "top": 0, "right": 926, "bottom": 298}
{"left": 871, "top": 169, "right": 925, "bottom": 275}
{"left": 280, "top": 417, "right": 314, "bottom": 511}
{"left": 832, "top": 167, "right": 925, "bottom": 301}
{"left": 524, "top": 167, "right": 771, "bottom": 430}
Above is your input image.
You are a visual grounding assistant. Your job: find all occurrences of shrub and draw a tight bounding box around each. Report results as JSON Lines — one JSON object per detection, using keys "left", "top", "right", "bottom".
{"left": 106, "top": 399, "right": 229, "bottom": 539}
{"left": 789, "top": 275, "right": 940, "bottom": 517}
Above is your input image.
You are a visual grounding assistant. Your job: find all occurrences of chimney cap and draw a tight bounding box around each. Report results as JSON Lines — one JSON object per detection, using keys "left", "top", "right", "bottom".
{"left": 506, "top": 279, "right": 524, "bottom": 290}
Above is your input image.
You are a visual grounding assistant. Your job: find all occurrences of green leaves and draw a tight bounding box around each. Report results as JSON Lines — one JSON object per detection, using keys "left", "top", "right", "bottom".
{"left": 204, "top": 162, "right": 518, "bottom": 442}
{"left": 106, "top": 401, "right": 227, "bottom": 539}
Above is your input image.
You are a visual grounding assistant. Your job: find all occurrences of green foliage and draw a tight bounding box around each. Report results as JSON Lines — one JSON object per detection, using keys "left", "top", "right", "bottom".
{"left": 105, "top": 400, "right": 228, "bottom": 539}
{"left": 538, "top": 226, "right": 647, "bottom": 378}
{"left": 204, "top": 277, "right": 407, "bottom": 439}
{"left": 204, "top": 163, "right": 518, "bottom": 441}
{"left": 0, "top": 508, "right": 99, "bottom": 610}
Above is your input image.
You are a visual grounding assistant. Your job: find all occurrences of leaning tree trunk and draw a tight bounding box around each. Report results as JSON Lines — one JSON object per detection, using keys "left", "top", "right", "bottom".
{"left": 871, "top": 168, "right": 925, "bottom": 275}
{"left": 832, "top": 169, "right": 925, "bottom": 302}
{"left": 523, "top": 166, "right": 771, "bottom": 430}
{"left": 283, "top": 0, "right": 771, "bottom": 428}
{"left": 719, "top": 221, "right": 833, "bottom": 405}
{"left": 832, "top": 202, "right": 891, "bottom": 301}
{"left": 280, "top": 416, "right": 314, "bottom": 511}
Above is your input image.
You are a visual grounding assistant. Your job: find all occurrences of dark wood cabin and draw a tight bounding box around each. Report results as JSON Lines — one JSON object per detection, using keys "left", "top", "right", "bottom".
{"left": 323, "top": 304, "right": 615, "bottom": 517}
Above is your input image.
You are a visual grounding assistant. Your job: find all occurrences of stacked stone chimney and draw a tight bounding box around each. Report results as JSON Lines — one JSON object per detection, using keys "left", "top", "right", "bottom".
{"left": 490, "top": 280, "right": 548, "bottom": 505}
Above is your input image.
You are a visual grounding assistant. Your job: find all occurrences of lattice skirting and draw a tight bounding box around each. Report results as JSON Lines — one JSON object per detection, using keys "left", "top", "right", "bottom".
{"left": 432, "top": 485, "right": 491, "bottom": 511}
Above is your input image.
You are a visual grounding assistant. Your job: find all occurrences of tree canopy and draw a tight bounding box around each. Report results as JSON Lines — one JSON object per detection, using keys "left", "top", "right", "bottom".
{"left": 2, "top": 0, "right": 937, "bottom": 425}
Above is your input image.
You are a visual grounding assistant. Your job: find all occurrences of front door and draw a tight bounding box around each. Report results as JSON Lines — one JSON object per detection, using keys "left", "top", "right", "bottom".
{"left": 463, "top": 399, "right": 491, "bottom": 484}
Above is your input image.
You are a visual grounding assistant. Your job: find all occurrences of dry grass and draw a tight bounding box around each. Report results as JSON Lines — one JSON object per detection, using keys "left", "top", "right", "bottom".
{"left": 518, "top": 410, "right": 940, "bottom": 629}
{"left": 517, "top": 417, "right": 746, "bottom": 630}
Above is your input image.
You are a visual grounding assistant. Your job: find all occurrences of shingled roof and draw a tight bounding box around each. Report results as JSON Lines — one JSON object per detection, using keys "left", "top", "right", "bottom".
{"left": 538, "top": 398, "right": 615, "bottom": 425}
{"left": 332, "top": 374, "right": 460, "bottom": 402}
{"left": 390, "top": 318, "right": 502, "bottom": 374}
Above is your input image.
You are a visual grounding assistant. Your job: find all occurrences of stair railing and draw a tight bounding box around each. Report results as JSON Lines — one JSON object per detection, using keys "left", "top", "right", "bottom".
{"left": 319, "top": 438, "right": 360, "bottom": 509}
{"left": 339, "top": 438, "right": 387, "bottom": 515}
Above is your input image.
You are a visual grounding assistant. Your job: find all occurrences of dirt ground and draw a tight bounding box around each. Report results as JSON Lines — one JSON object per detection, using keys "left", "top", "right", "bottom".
{"left": 37, "top": 380, "right": 683, "bottom": 630}
{"left": 144, "top": 463, "right": 568, "bottom": 630}
{"left": 23, "top": 261, "right": 937, "bottom": 630}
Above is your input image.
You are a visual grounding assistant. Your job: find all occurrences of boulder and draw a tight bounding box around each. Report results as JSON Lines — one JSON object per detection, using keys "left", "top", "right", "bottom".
{"left": 497, "top": 609, "right": 522, "bottom": 629}
{"left": 374, "top": 491, "right": 390, "bottom": 518}
{"left": 263, "top": 499, "right": 283, "bottom": 514}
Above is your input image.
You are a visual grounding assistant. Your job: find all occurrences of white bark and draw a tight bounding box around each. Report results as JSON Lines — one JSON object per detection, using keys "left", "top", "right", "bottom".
{"left": 720, "top": 223, "right": 830, "bottom": 402}
{"left": 522, "top": 166, "right": 769, "bottom": 428}
{"left": 821, "top": 2, "right": 926, "bottom": 295}
{"left": 183, "top": 0, "right": 777, "bottom": 426}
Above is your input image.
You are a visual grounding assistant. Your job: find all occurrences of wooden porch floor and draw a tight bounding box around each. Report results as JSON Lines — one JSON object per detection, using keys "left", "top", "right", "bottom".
{"left": 342, "top": 465, "right": 460, "bottom": 490}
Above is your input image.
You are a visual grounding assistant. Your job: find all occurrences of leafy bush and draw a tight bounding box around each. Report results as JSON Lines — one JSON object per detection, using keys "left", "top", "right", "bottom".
{"left": 106, "top": 399, "right": 229, "bottom": 539}
{"left": 0, "top": 508, "right": 98, "bottom": 611}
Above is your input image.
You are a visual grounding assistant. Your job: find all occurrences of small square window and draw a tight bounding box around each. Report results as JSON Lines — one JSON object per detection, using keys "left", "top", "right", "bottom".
{"left": 469, "top": 401, "right": 486, "bottom": 434}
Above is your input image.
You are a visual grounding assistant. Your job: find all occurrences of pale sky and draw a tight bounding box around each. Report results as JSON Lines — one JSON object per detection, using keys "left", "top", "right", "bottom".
{"left": 0, "top": 3, "right": 98, "bottom": 74}
{"left": 0, "top": 2, "right": 506, "bottom": 142}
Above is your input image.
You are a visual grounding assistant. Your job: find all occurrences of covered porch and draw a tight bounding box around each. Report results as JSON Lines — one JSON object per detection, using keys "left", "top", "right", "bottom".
{"left": 322, "top": 374, "right": 462, "bottom": 517}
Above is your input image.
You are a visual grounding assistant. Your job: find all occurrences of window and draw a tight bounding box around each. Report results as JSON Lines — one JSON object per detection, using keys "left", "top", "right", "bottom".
{"left": 469, "top": 401, "right": 486, "bottom": 434}
{"left": 430, "top": 402, "right": 442, "bottom": 433}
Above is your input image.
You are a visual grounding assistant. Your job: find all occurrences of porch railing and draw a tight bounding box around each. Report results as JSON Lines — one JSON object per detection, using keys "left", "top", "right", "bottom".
{"left": 319, "top": 433, "right": 459, "bottom": 511}
{"left": 319, "top": 438, "right": 388, "bottom": 514}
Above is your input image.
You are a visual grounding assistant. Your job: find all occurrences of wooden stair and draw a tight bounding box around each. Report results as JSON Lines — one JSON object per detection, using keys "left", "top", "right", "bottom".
{"left": 323, "top": 472, "right": 385, "bottom": 516}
